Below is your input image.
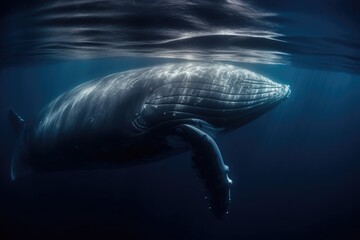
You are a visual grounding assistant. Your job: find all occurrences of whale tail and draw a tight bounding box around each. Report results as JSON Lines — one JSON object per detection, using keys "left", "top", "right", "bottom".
{"left": 8, "top": 108, "right": 32, "bottom": 181}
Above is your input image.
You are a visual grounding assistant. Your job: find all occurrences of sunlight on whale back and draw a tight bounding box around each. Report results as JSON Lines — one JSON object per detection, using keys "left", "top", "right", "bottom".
{"left": 34, "top": 63, "right": 290, "bottom": 144}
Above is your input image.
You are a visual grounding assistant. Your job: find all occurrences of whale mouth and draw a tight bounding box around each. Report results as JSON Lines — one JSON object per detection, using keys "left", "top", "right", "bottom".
{"left": 283, "top": 84, "right": 291, "bottom": 98}
{"left": 278, "top": 84, "right": 291, "bottom": 101}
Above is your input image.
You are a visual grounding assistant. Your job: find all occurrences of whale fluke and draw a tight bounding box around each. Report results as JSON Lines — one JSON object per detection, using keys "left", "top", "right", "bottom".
{"left": 8, "top": 108, "right": 25, "bottom": 138}
{"left": 8, "top": 108, "right": 31, "bottom": 181}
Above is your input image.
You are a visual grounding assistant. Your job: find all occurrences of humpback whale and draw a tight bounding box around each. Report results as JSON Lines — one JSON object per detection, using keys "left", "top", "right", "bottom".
{"left": 8, "top": 62, "right": 290, "bottom": 218}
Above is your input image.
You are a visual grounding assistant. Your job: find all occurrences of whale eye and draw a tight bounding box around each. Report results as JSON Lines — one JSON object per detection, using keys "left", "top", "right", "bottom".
{"left": 242, "top": 84, "right": 252, "bottom": 94}
{"left": 242, "top": 84, "right": 251, "bottom": 90}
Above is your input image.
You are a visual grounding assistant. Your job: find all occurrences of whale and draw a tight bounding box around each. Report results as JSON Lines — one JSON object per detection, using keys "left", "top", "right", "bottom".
{"left": 8, "top": 62, "right": 290, "bottom": 218}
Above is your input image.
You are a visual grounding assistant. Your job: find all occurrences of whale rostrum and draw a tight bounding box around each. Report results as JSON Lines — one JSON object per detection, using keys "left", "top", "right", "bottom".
{"left": 9, "top": 62, "right": 290, "bottom": 218}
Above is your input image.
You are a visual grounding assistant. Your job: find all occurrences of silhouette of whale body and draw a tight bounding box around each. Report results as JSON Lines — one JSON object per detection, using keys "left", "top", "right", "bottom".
{"left": 9, "top": 62, "right": 290, "bottom": 218}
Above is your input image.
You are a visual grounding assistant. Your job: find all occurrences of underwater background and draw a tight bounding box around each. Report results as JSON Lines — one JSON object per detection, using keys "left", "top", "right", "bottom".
{"left": 1, "top": 0, "right": 360, "bottom": 239}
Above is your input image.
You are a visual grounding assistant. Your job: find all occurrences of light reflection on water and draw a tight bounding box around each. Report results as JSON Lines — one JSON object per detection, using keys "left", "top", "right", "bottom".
{"left": 1, "top": 0, "right": 359, "bottom": 74}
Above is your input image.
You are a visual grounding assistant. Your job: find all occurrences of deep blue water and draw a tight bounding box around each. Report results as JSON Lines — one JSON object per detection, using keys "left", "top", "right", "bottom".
{"left": 1, "top": 1, "right": 360, "bottom": 240}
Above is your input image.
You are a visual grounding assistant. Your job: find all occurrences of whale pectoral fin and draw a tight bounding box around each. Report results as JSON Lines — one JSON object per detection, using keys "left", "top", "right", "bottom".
{"left": 174, "top": 124, "right": 232, "bottom": 218}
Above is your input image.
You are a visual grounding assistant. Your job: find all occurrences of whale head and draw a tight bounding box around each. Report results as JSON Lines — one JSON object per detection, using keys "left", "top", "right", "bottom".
{"left": 134, "top": 63, "right": 291, "bottom": 134}
{"left": 209, "top": 66, "right": 291, "bottom": 132}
